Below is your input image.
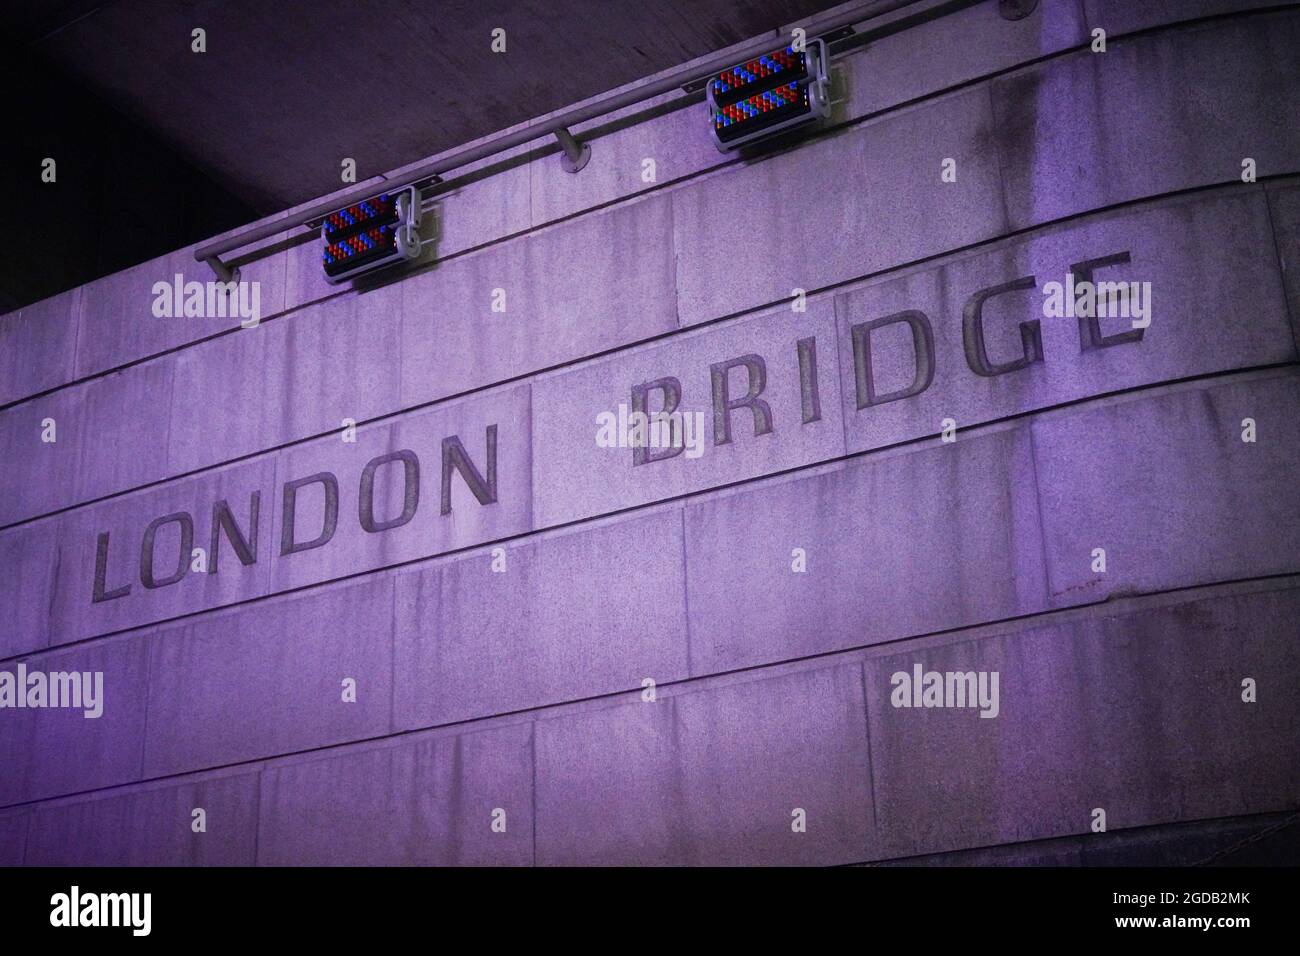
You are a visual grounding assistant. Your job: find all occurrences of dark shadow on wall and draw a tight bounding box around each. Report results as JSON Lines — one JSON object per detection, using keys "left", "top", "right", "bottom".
{"left": 0, "top": 42, "right": 262, "bottom": 313}
{"left": 862, "top": 811, "right": 1300, "bottom": 866}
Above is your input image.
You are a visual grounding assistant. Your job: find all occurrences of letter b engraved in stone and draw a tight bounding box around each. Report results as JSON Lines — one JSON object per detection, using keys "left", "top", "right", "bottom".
{"left": 631, "top": 376, "right": 684, "bottom": 466}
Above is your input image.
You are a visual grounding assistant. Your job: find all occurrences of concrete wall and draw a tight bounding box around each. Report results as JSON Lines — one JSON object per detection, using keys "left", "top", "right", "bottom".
{"left": 1, "top": 0, "right": 1298, "bottom": 865}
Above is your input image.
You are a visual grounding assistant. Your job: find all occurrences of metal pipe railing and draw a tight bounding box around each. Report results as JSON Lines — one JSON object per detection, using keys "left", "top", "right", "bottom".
{"left": 195, "top": 0, "right": 923, "bottom": 277}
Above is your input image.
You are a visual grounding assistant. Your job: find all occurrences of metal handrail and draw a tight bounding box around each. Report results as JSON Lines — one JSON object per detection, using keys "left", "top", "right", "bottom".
{"left": 194, "top": 0, "right": 923, "bottom": 278}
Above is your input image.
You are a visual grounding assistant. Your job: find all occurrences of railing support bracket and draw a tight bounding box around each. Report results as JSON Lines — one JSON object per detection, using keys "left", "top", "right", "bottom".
{"left": 554, "top": 127, "right": 591, "bottom": 173}
{"left": 203, "top": 256, "right": 239, "bottom": 283}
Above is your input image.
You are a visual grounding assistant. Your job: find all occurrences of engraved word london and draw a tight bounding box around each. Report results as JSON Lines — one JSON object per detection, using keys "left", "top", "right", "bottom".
{"left": 90, "top": 252, "right": 1142, "bottom": 603}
